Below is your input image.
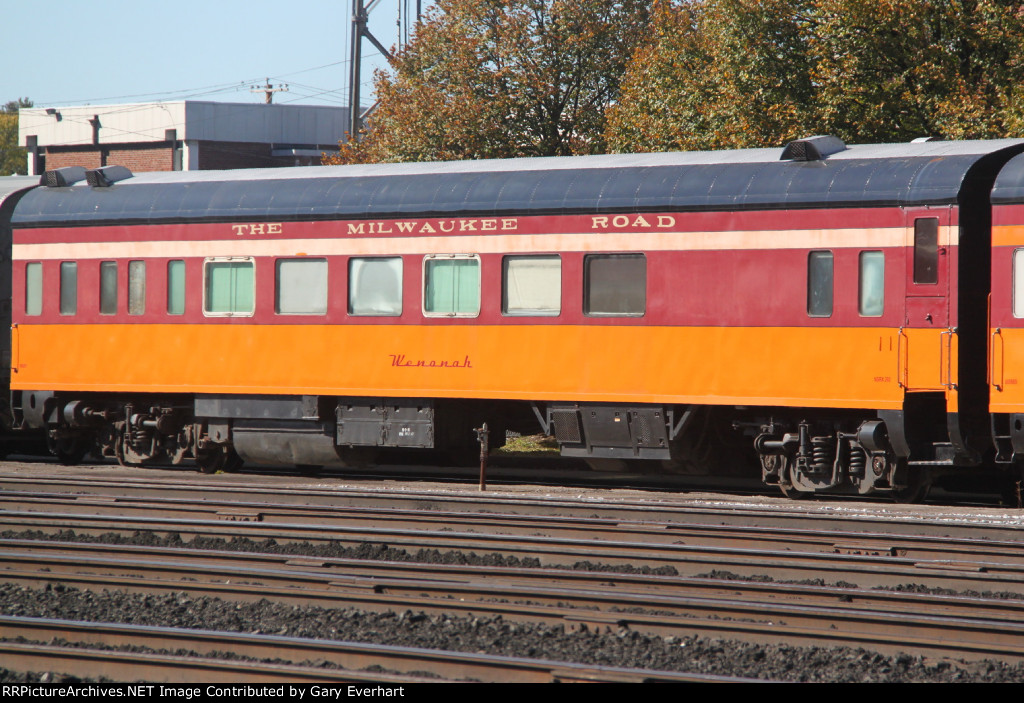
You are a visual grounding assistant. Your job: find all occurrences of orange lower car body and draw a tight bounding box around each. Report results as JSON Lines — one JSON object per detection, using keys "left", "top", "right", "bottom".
{"left": 10, "top": 323, "right": 928, "bottom": 412}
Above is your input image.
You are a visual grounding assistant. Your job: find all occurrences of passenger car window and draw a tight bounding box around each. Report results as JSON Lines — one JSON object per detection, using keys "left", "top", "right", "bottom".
{"left": 423, "top": 255, "right": 480, "bottom": 317}
{"left": 167, "top": 260, "right": 185, "bottom": 315}
{"left": 99, "top": 261, "right": 117, "bottom": 315}
{"left": 503, "top": 255, "right": 561, "bottom": 316}
{"left": 1014, "top": 249, "right": 1024, "bottom": 319}
{"left": 858, "top": 251, "right": 884, "bottom": 317}
{"left": 349, "top": 257, "right": 403, "bottom": 316}
{"left": 128, "top": 260, "right": 146, "bottom": 315}
{"left": 25, "top": 262, "right": 42, "bottom": 316}
{"left": 203, "top": 258, "right": 254, "bottom": 316}
{"left": 807, "top": 251, "right": 833, "bottom": 317}
{"left": 276, "top": 258, "right": 328, "bottom": 315}
{"left": 59, "top": 262, "right": 77, "bottom": 315}
{"left": 584, "top": 254, "right": 645, "bottom": 316}
{"left": 914, "top": 217, "right": 939, "bottom": 284}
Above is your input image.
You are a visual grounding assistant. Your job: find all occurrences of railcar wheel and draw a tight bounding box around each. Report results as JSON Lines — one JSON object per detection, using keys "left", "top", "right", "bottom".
{"left": 779, "top": 475, "right": 812, "bottom": 499}
{"left": 53, "top": 437, "right": 89, "bottom": 466}
{"left": 891, "top": 463, "right": 930, "bottom": 503}
{"left": 222, "top": 448, "right": 243, "bottom": 473}
{"left": 195, "top": 445, "right": 243, "bottom": 474}
{"left": 774, "top": 455, "right": 812, "bottom": 499}
{"left": 195, "top": 447, "right": 225, "bottom": 474}
{"left": 999, "top": 469, "right": 1024, "bottom": 508}
{"left": 779, "top": 481, "right": 812, "bottom": 500}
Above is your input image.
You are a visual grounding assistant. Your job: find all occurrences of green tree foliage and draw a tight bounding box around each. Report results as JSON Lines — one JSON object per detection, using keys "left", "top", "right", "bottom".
{"left": 607, "top": 0, "right": 815, "bottom": 152}
{"left": 327, "top": 0, "right": 649, "bottom": 164}
{"left": 607, "top": 0, "right": 1024, "bottom": 152}
{"left": 0, "top": 98, "right": 32, "bottom": 176}
{"left": 811, "top": 0, "right": 1024, "bottom": 142}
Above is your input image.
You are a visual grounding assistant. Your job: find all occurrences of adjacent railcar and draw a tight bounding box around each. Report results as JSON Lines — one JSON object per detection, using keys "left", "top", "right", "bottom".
{"left": 6, "top": 137, "right": 1024, "bottom": 497}
{"left": 989, "top": 154, "right": 1024, "bottom": 466}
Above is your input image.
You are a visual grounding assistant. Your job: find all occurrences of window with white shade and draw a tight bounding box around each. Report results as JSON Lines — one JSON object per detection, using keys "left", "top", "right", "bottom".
{"left": 503, "top": 255, "right": 561, "bottom": 316}
{"left": 858, "top": 251, "right": 884, "bottom": 317}
{"left": 275, "top": 258, "right": 328, "bottom": 315}
{"left": 349, "top": 257, "right": 402, "bottom": 316}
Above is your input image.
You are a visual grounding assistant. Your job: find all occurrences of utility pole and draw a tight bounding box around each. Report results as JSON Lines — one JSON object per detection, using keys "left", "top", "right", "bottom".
{"left": 349, "top": 0, "right": 392, "bottom": 136}
{"left": 251, "top": 78, "right": 289, "bottom": 104}
{"left": 348, "top": 0, "right": 422, "bottom": 138}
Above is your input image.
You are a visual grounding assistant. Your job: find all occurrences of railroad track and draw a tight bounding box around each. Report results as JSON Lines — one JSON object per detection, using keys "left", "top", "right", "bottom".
{"left": 5, "top": 487, "right": 1024, "bottom": 562}
{"left": 3, "top": 539, "right": 1024, "bottom": 663}
{"left": 3, "top": 497, "right": 1024, "bottom": 592}
{"left": 0, "top": 617, "right": 738, "bottom": 683}
{"left": 2, "top": 470, "right": 1021, "bottom": 538}
{"left": 3, "top": 466, "right": 1024, "bottom": 681}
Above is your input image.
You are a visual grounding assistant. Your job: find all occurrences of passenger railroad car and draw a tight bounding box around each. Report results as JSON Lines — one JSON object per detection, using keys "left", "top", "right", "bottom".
{"left": 4, "top": 136, "right": 1024, "bottom": 498}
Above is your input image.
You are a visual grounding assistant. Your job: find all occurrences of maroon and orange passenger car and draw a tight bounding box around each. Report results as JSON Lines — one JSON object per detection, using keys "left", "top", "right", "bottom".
{"left": 4, "top": 136, "right": 1024, "bottom": 498}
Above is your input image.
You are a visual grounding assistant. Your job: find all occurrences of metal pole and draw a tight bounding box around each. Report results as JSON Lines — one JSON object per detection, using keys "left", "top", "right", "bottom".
{"left": 475, "top": 423, "right": 489, "bottom": 491}
{"left": 349, "top": 0, "right": 365, "bottom": 136}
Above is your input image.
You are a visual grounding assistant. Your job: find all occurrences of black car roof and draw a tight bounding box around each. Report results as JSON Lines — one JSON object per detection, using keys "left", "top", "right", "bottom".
{"left": 13, "top": 139, "right": 1024, "bottom": 227}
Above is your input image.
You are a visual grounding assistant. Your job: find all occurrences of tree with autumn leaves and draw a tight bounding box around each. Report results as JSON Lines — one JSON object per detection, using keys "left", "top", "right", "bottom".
{"left": 0, "top": 98, "right": 32, "bottom": 175}
{"left": 326, "top": 0, "right": 650, "bottom": 163}
{"left": 326, "top": 0, "right": 1024, "bottom": 164}
{"left": 809, "top": 0, "right": 1024, "bottom": 143}
{"left": 608, "top": 0, "right": 1024, "bottom": 151}
{"left": 606, "top": 0, "right": 817, "bottom": 152}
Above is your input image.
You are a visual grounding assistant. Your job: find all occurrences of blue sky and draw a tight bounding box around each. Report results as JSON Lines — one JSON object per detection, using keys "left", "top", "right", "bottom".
{"left": 2, "top": 0, "right": 424, "bottom": 108}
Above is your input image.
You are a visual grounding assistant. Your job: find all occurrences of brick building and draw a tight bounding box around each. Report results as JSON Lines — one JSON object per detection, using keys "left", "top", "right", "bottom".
{"left": 18, "top": 101, "right": 350, "bottom": 174}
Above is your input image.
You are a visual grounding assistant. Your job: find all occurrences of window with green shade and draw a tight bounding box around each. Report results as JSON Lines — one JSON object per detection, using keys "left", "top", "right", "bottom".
{"left": 100, "top": 261, "right": 117, "bottom": 315}
{"left": 858, "top": 251, "right": 885, "bottom": 317}
{"left": 423, "top": 255, "right": 480, "bottom": 317}
{"left": 128, "top": 260, "right": 146, "bottom": 315}
{"left": 167, "top": 260, "right": 185, "bottom": 315}
{"left": 25, "top": 262, "right": 42, "bottom": 316}
{"left": 59, "top": 262, "right": 77, "bottom": 316}
{"left": 203, "top": 259, "right": 254, "bottom": 316}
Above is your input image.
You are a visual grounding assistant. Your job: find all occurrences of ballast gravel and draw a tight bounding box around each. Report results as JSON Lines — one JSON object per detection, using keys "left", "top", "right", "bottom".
{"left": 1, "top": 585, "right": 1023, "bottom": 682}
{"left": 2, "top": 530, "right": 1024, "bottom": 682}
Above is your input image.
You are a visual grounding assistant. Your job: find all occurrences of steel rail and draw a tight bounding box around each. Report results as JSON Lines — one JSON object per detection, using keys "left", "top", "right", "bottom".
{"left": 0, "top": 616, "right": 749, "bottom": 683}
{"left": 5, "top": 538, "right": 1024, "bottom": 621}
{"left": 6, "top": 468, "right": 1024, "bottom": 678}
{"left": 3, "top": 509, "right": 1024, "bottom": 594}
{"left": 4, "top": 490, "right": 1024, "bottom": 567}
{"left": 4, "top": 542, "right": 1024, "bottom": 662}
{"left": 0, "top": 642, "right": 441, "bottom": 684}
{"left": 3, "top": 472, "right": 1023, "bottom": 539}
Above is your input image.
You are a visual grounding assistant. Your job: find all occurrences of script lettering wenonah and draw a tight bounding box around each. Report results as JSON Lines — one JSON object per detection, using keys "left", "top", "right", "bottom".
{"left": 389, "top": 354, "right": 473, "bottom": 369}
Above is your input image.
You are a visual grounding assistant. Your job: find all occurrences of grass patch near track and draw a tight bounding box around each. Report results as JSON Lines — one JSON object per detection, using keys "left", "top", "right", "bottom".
{"left": 495, "top": 434, "right": 559, "bottom": 455}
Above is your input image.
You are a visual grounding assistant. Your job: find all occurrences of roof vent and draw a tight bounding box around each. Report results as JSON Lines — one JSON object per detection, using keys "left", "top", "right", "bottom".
{"left": 86, "top": 165, "right": 133, "bottom": 187}
{"left": 41, "top": 166, "right": 86, "bottom": 187}
{"left": 911, "top": 136, "right": 943, "bottom": 143}
{"left": 780, "top": 135, "right": 846, "bottom": 161}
